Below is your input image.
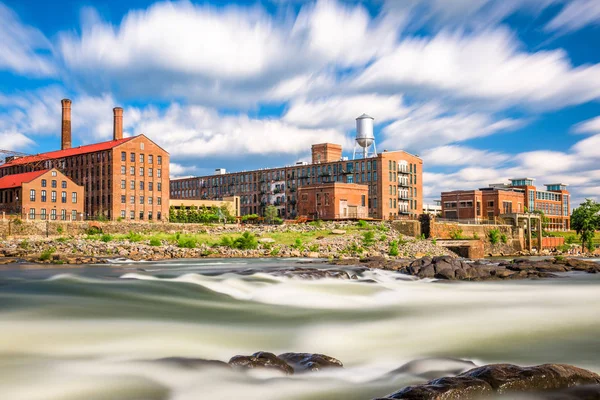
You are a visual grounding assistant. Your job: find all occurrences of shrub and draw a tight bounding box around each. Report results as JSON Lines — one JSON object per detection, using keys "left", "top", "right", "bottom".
{"left": 377, "top": 223, "right": 390, "bottom": 232}
{"left": 12, "top": 218, "right": 23, "bottom": 225}
{"left": 363, "top": 230, "right": 376, "bottom": 247}
{"left": 357, "top": 220, "right": 368, "bottom": 229}
{"left": 270, "top": 246, "right": 281, "bottom": 256}
{"left": 100, "top": 234, "right": 113, "bottom": 243}
{"left": 220, "top": 236, "right": 235, "bottom": 248}
{"left": 431, "top": 238, "right": 437, "bottom": 245}
{"left": 565, "top": 235, "right": 578, "bottom": 245}
{"left": 472, "top": 232, "right": 480, "bottom": 240}
{"left": 125, "top": 231, "right": 143, "bottom": 242}
{"left": 39, "top": 247, "right": 56, "bottom": 261}
{"left": 234, "top": 232, "right": 258, "bottom": 250}
{"left": 273, "top": 217, "right": 284, "bottom": 225}
{"left": 309, "top": 244, "right": 319, "bottom": 252}
{"left": 56, "top": 237, "right": 69, "bottom": 243}
{"left": 309, "top": 220, "right": 323, "bottom": 228}
{"left": 56, "top": 226, "right": 64, "bottom": 234}
{"left": 292, "top": 238, "right": 304, "bottom": 251}
{"left": 554, "top": 255, "right": 566, "bottom": 262}
{"left": 177, "top": 236, "right": 197, "bottom": 248}
{"left": 558, "top": 244, "right": 571, "bottom": 253}
{"left": 347, "top": 242, "right": 364, "bottom": 254}
{"left": 86, "top": 226, "right": 102, "bottom": 235}
{"left": 389, "top": 240, "right": 399, "bottom": 257}
{"left": 116, "top": 216, "right": 124, "bottom": 222}
{"left": 379, "top": 234, "right": 387, "bottom": 242}
{"left": 449, "top": 227, "right": 463, "bottom": 240}
{"left": 149, "top": 238, "right": 161, "bottom": 246}
{"left": 500, "top": 234, "right": 508, "bottom": 244}
{"left": 19, "top": 239, "right": 30, "bottom": 249}
{"left": 488, "top": 229, "right": 501, "bottom": 245}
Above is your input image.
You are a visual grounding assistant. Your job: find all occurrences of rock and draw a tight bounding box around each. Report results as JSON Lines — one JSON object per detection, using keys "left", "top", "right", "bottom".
{"left": 331, "top": 229, "right": 346, "bottom": 235}
{"left": 532, "top": 384, "right": 600, "bottom": 399}
{"left": 258, "top": 238, "right": 276, "bottom": 243}
{"left": 277, "top": 353, "right": 343, "bottom": 373}
{"left": 380, "top": 376, "right": 494, "bottom": 399}
{"left": 308, "top": 252, "right": 320, "bottom": 258}
{"left": 228, "top": 351, "right": 294, "bottom": 375}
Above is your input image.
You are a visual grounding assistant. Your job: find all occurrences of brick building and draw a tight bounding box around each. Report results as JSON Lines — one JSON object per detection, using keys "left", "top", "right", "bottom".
{"left": 0, "top": 169, "right": 84, "bottom": 220}
{"left": 441, "top": 178, "right": 571, "bottom": 230}
{"left": 297, "top": 183, "right": 368, "bottom": 220}
{"left": 170, "top": 143, "right": 422, "bottom": 220}
{"left": 0, "top": 99, "right": 170, "bottom": 221}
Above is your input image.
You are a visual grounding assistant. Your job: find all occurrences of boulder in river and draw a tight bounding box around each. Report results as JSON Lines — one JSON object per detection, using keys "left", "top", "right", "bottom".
{"left": 228, "top": 351, "right": 294, "bottom": 375}
{"left": 278, "top": 352, "right": 343, "bottom": 373}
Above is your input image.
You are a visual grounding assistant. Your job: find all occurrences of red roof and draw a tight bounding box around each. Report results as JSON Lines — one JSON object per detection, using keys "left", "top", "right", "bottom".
{"left": 0, "top": 137, "right": 135, "bottom": 169}
{"left": 0, "top": 170, "right": 49, "bottom": 190}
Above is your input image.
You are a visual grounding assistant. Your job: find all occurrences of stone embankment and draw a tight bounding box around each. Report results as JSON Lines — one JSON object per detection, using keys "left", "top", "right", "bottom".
{"left": 0, "top": 221, "right": 453, "bottom": 265}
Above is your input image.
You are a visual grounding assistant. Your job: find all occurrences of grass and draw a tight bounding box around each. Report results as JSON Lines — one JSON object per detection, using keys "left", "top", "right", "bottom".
{"left": 547, "top": 231, "right": 600, "bottom": 246}
{"left": 39, "top": 247, "right": 56, "bottom": 261}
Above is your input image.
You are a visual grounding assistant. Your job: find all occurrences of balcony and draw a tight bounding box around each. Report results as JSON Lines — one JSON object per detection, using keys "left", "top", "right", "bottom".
{"left": 398, "top": 167, "right": 409, "bottom": 175}
{"left": 341, "top": 169, "right": 353, "bottom": 175}
{"left": 398, "top": 194, "right": 410, "bottom": 201}
{"left": 289, "top": 187, "right": 297, "bottom": 192}
{"left": 398, "top": 179, "right": 410, "bottom": 187}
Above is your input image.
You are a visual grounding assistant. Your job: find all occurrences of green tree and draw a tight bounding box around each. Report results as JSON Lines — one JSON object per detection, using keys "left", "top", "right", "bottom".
{"left": 532, "top": 210, "right": 550, "bottom": 235}
{"left": 264, "top": 205, "right": 278, "bottom": 224}
{"left": 571, "top": 199, "right": 600, "bottom": 252}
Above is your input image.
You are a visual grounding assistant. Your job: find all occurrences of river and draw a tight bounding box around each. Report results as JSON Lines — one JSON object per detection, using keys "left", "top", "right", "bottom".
{"left": 0, "top": 258, "right": 599, "bottom": 400}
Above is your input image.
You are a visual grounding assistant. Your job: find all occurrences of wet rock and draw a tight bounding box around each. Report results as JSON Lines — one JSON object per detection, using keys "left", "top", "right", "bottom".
{"left": 154, "top": 357, "right": 230, "bottom": 369}
{"left": 389, "top": 357, "right": 477, "bottom": 380}
{"left": 228, "top": 351, "right": 294, "bottom": 375}
{"left": 379, "top": 376, "right": 494, "bottom": 399}
{"left": 278, "top": 352, "right": 343, "bottom": 373}
{"left": 528, "top": 384, "right": 600, "bottom": 399}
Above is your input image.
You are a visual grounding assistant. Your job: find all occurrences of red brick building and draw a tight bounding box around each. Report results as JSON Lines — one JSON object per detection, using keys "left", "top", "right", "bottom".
{"left": 298, "top": 183, "right": 368, "bottom": 220}
{"left": 441, "top": 178, "right": 571, "bottom": 230}
{"left": 0, "top": 100, "right": 170, "bottom": 221}
{"left": 171, "top": 143, "right": 422, "bottom": 220}
{"left": 0, "top": 169, "right": 84, "bottom": 220}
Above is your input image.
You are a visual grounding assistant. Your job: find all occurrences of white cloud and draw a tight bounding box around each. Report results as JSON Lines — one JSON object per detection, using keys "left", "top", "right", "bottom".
{"left": 421, "top": 145, "right": 510, "bottom": 166}
{"left": 0, "top": 3, "right": 55, "bottom": 76}
{"left": 169, "top": 162, "right": 198, "bottom": 179}
{"left": 0, "top": 131, "right": 35, "bottom": 151}
{"left": 282, "top": 94, "right": 408, "bottom": 129}
{"left": 352, "top": 28, "right": 600, "bottom": 110}
{"left": 545, "top": 0, "right": 600, "bottom": 33}
{"left": 572, "top": 116, "right": 600, "bottom": 134}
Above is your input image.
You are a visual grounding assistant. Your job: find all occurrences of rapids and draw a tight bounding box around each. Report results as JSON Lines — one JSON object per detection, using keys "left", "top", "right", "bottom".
{"left": 0, "top": 258, "right": 599, "bottom": 400}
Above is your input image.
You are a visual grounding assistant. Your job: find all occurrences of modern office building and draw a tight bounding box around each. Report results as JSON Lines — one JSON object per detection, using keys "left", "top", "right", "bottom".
{"left": 0, "top": 100, "right": 170, "bottom": 221}
{"left": 0, "top": 168, "right": 84, "bottom": 220}
{"left": 170, "top": 141, "right": 423, "bottom": 220}
{"left": 440, "top": 178, "right": 570, "bottom": 230}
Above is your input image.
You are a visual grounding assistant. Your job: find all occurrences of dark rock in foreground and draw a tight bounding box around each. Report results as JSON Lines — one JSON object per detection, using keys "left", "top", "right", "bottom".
{"left": 376, "top": 363, "right": 600, "bottom": 399}
{"left": 228, "top": 351, "right": 295, "bottom": 375}
{"left": 278, "top": 352, "right": 344, "bottom": 372}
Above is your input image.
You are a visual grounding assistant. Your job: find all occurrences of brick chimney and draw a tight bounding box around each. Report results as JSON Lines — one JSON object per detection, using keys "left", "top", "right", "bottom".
{"left": 61, "top": 99, "right": 72, "bottom": 150}
{"left": 113, "top": 107, "right": 123, "bottom": 140}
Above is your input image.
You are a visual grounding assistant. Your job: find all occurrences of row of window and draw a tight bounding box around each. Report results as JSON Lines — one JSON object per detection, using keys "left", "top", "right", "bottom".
{"left": 120, "top": 195, "right": 162, "bottom": 205}
{"left": 28, "top": 208, "right": 78, "bottom": 221}
{"left": 120, "top": 210, "right": 162, "bottom": 220}
{"left": 120, "top": 180, "right": 162, "bottom": 191}
{"left": 40, "top": 179, "right": 67, "bottom": 189}
{"left": 120, "top": 166, "right": 162, "bottom": 177}
{"left": 30, "top": 190, "right": 77, "bottom": 203}
{"left": 121, "top": 152, "right": 162, "bottom": 165}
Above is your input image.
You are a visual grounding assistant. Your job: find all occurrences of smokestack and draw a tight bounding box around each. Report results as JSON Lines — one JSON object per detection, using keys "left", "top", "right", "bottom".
{"left": 113, "top": 107, "right": 123, "bottom": 140}
{"left": 61, "top": 99, "right": 72, "bottom": 150}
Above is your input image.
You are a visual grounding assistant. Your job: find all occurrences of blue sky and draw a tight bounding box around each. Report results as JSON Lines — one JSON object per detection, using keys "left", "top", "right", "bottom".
{"left": 1, "top": 0, "right": 600, "bottom": 206}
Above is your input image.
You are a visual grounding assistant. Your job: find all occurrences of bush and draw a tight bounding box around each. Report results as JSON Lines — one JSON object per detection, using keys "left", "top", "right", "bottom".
{"left": 100, "top": 234, "right": 113, "bottom": 243}
{"left": 12, "top": 218, "right": 23, "bottom": 225}
{"left": 234, "top": 232, "right": 258, "bottom": 250}
{"left": 309, "top": 244, "right": 319, "bottom": 252}
{"left": 125, "top": 231, "right": 143, "bottom": 242}
{"left": 500, "top": 234, "right": 508, "bottom": 244}
{"left": 377, "top": 223, "right": 390, "bottom": 232}
{"left": 347, "top": 242, "right": 364, "bottom": 254}
{"left": 19, "top": 239, "right": 30, "bottom": 249}
{"left": 292, "top": 238, "right": 304, "bottom": 251}
{"left": 449, "top": 227, "right": 463, "bottom": 240}
{"left": 273, "top": 217, "right": 284, "bottom": 225}
{"left": 270, "top": 247, "right": 281, "bottom": 256}
{"left": 149, "top": 238, "right": 161, "bottom": 246}
{"left": 558, "top": 244, "right": 571, "bottom": 253}
{"left": 116, "top": 217, "right": 124, "bottom": 222}
{"left": 177, "top": 236, "right": 197, "bottom": 248}
{"left": 554, "top": 255, "right": 566, "bottom": 262}
{"left": 363, "top": 230, "right": 376, "bottom": 247}
{"left": 389, "top": 240, "right": 399, "bottom": 257}
{"left": 488, "top": 229, "right": 501, "bottom": 245}
{"left": 565, "top": 235, "right": 578, "bottom": 245}
{"left": 431, "top": 238, "right": 437, "bottom": 245}
{"left": 39, "top": 247, "right": 56, "bottom": 261}
{"left": 86, "top": 226, "right": 102, "bottom": 235}
{"left": 56, "top": 226, "right": 64, "bottom": 234}
{"left": 220, "top": 236, "right": 235, "bottom": 248}
{"left": 472, "top": 232, "right": 480, "bottom": 240}
{"left": 379, "top": 234, "right": 387, "bottom": 242}
{"left": 56, "top": 237, "right": 69, "bottom": 243}
{"left": 309, "top": 220, "right": 323, "bottom": 228}
{"left": 357, "top": 220, "right": 368, "bottom": 229}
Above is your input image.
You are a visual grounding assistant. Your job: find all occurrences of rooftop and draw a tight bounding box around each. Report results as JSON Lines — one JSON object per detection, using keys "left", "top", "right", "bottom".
{"left": 0, "top": 170, "right": 49, "bottom": 190}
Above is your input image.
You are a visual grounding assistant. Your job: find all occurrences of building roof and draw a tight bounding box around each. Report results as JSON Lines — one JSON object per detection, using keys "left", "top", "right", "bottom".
{"left": 356, "top": 113, "right": 374, "bottom": 120}
{"left": 0, "top": 170, "right": 49, "bottom": 189}
{"left": 0, "top": 137, "right": 135, "bottom": 169}
{"left": 544, "top": 183, "right": 569, "bottom": 186}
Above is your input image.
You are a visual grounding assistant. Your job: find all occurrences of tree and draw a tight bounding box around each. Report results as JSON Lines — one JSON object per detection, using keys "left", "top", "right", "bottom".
{"left": 264, "top": 205, "right": 277, "bottom": 224}
{"left": 532, "top": 210, "right": 550, "bottom": 236}
{"left": 571, "top": 199, "right": 600, "bottom": 252}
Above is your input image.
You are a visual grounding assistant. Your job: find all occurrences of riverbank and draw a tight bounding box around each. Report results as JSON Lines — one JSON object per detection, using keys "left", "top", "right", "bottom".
{"left": 0, "top": 221, "right": 453, "bottom": 265}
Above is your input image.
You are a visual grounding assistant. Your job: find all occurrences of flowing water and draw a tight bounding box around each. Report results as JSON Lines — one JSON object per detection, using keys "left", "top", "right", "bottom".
{"left": 0, "top": 258, "right": 599, "bottom": 400}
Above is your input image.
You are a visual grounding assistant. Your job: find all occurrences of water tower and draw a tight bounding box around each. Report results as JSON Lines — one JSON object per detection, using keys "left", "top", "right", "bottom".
{"left": 353, "top": 113, "right": 377, "bottom": 159}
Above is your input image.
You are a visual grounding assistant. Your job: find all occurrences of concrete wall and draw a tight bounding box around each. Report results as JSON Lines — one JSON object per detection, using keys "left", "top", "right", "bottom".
{"left": 391, "top": 220, "right": 421, "bottom": 237}
{"left": 431, "top": 222, "right": 519, "bottom": 255}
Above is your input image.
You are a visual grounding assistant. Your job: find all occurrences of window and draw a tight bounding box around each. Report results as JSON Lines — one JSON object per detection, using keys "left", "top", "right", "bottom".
{"left": 41, "top": 179, "right": 47, "bottom": 187}
{"left": 130, "top": 196, "right": 135, "bottom": 204}
{"left": 130, "top": 152, "right": 135, "bottom": 162}
{"left": 157, "top": 211, "right": 162, "bottom": 220}
{"left": 157, "top": 169, "right": 161, "bottom": 178}
{"left": 361, "top": 195, "right": 366, "bottom": 207}
{"left": 29, "top": 208, "right": 35, "bottom": 220}
{"left": 121, "top": 166, "right": 126, "bottom": 174}
{"left": 130, "top": 211, "right": 135, "bottom": 220}
{"left": 140, "top": 154, "right": 144, "bottom": 163}
{"left": 157, "top": 183, "right": 162, "bottom": 191}
{"left": 51, "top": 191, "right": 57, "bottom": 203}
{"left": 149, "top": 168, "right": 153, "bottom": 177}
{"left": 61, "top": 209, "right": 66, "bottom": 221}
{"left": 121, "top": 210, "right": 126, "bottom": 219}
{"left": 62, "top": 181, "right": 67, "bottom": 188}
{"left": 51, "top": 171, "right": 57, "bottom": 177}
{"left": 51, "top": 180, "right": 57, "bottom": 188}
{"left": 72, "top": 192, "right": 77, "bottom": 203}
{"left": 41, "top": 190, "right": 47, "bottom": 202}
{"left": 139, "top": 167, "right": 144, "bottom": 176}
{"left": 140, "top": 142, "right": 145, "bottom": 150}
{"left": 157, "top": 156, "right": 162, "bottom": 165}
{"left": 487, "top": 201, "right": 494, "bottom": 208}
{"left": 148, "top": 197, "right": 153, "bottom": 205}
{"left": 61, "top": 191, "right": 67, "bottom": 203}
{"left": 121, "top": 151, "right": 126, "bottom": 161}
{"left": 41, "top": 208, "right": 46, "bottom": 220}
{"left": 157, "top": 197, "right": 162, "bottom": 205}
{"left": 140, "top": 196, "right": 144, "bottom": 204}
{"left": 139, "top": 211, "right": 144, "bottom": 220}
{"left": 444, "top": 202, "right": 457, "bottom": 208}
{"left": 50, "top": 209, "right": 57, "bottom": 220}
{"left": 120, "top": 180, "right": 126, "bottom": 189}
{"left": 149, "top": 182, "right": 153, "bottom": 191}
{"left": 148, "top": 155, "right": 153, "bottom": 164}
{"left": 130, "top": 166, "right": 135, "bottom": 175}
{"left": 139, "top": 181, "right": 144, "bottom": 190}
{"left": 129, "top": 180, "right": 134, "bottom": 190}
{"left": 30, "top": 189, "right": 36, "bottom": 201}
{"left": 72, "top": 210, "right": 77, "bottom": 221}
{"left": 121, "top": 195, "right": 126, "bottom": 203}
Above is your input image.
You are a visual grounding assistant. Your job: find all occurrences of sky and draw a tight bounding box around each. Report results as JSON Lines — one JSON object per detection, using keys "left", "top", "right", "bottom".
{"left": 1, "top": 0, "right": 600, "bottom": 207}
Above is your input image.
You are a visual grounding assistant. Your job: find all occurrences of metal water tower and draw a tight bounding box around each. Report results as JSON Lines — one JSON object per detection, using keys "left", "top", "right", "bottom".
{"left": 353, "top": 113, "right": 377, "bottom": 159}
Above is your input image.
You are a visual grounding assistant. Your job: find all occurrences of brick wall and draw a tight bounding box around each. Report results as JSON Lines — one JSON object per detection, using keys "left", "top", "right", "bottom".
{"left": 542, "top": 236, "right": 565, "bottom": 249}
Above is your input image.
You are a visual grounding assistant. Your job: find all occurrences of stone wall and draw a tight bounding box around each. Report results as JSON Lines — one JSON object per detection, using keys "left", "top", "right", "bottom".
{"left": 391, "top": 220, "right": 421, "bottom": 237}
{"left": 431, "top": 221, "right": 520, "bottom": 255}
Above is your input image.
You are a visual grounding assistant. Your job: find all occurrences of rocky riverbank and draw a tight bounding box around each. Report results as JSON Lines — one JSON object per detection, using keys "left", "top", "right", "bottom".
{"left": 0, "top": 221, "right": 453, "bottom": 265}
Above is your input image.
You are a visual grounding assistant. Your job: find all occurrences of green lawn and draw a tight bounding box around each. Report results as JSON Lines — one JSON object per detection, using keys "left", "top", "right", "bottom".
{"left": 548, "top": 231, "right": 600, "bottom": 245}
